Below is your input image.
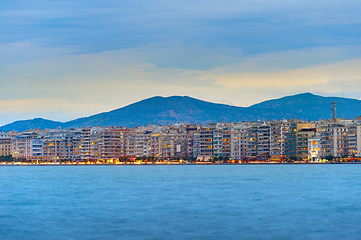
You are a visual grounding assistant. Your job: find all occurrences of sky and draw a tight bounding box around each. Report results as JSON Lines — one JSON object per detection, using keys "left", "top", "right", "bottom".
{"left": 1, "top": 0, "right": 361, "bottom": 125}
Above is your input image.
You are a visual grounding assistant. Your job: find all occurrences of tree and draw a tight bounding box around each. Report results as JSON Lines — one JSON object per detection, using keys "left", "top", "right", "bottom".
{"left": 325, "top": 155, "right": 333, "bottom": 161}
{"left": 0, "top": 155, "right": 14, "bottom": 162}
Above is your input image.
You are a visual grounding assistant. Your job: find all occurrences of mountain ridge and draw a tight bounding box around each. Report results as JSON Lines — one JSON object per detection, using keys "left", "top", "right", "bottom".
{"left": 1, "top": 93, "right": 360, "bottom": 132}
{"left": 250, "top": 92, "right": 361, "bottom": 120}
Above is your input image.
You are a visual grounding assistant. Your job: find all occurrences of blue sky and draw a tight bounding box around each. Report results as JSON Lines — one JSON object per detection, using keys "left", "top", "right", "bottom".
{"left": 1, "top": 0, "right": 361, "bottom": 125}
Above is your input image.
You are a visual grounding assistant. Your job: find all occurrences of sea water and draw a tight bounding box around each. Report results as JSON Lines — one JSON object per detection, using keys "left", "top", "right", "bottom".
{"left": 1, "top": 165, "right": 361, "bottom": 240}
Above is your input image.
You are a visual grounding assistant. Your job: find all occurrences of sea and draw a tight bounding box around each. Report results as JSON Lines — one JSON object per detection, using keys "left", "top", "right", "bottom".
{"left": 1, "top": 165, "right": 361, "bottom": 240}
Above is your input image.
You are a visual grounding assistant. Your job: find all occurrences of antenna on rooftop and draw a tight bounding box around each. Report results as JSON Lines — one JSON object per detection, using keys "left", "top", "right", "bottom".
{"left": 331, "top": 101, "right": 336, "bottom": 122}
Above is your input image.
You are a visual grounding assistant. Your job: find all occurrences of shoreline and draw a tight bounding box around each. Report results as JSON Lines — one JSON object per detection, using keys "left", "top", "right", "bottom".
{"left": 1, "top": 162, "right": 360, "bottom": 166}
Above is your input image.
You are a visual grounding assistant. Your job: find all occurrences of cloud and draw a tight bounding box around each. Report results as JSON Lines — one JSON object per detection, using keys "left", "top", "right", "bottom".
{"left": 1, "top": 0, "right": 361, "bottom": 127}
{"left": 1, "top": 0, "right": 361, "bottom": 54}
{"left": 1, "top": 42, "right": 361, "bottom": 107}
{"left": 0, "top": 15, "right": 361, "bottom": 126}
{"left": 197, "top": 58, "right": 361, "bottom": 89}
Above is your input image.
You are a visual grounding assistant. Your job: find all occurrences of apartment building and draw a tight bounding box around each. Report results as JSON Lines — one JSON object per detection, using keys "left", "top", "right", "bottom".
{"left": 96, "top": 128, "right": 130, "bottom": 160}
{"left": 319, "top": 122, "right": 349, "bottom": 158}
{"left": 0, "top": 132, "right": 12, "bottom": 156}
{"left": 270, "top": 121, "right": 284, "bottom": 157}
{"left": 185, "top": 126, "right": 200, "bottom": 159}
{"left": 308, "top": 136, "right": 321, "bottom": 161}
{"left": 158, "top": 131, "right": 185, "bottom": 160}
{"left": 270, "top": 120, "right": 298, "bottom": 158}
{"left": 358, "top": 125, "right": 361, "bottom": 156}
{"left": 284, "top": 121, "right": 297, "bottom": 157}
{"left": 213, "top": 127, "right": 222, "bottom": 157}
{"left": 12, "top": 132, "right": 43, "bottom": 160}
{"left": 231, "top": 125, "right": 241, "bottom": 160}
{"left": 199, "top": 126, "right": 214, "bottom": 161}
{"left": 296, "top": 127, "right": 316, "bottom": 160}
{"left": 246, "top": 124, "right": 271, "bottom": 159}
{"left": 43, "top": 131, "right": 66, "bottom": 162}
{"left": 6, "top": 116, "right": 361, "bottom": 162}
{"left": 221, "top": 126, "right": 232, "bottom": 159}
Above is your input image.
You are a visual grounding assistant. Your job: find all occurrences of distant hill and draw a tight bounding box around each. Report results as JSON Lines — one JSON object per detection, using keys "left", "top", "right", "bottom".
{"left": 249, "top": 92, "right": 361, "bottom": 120}
{"left": 1, "top": 93, "right": 360, "bottom": 132}
{"left": 60, "top": 96, "right": 298, "bottom": 129}
{"left": 0, "top": 118, "right": 64, "bottom": 132}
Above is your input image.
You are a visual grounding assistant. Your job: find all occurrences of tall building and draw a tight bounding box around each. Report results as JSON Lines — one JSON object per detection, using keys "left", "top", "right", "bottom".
{"left": 221, "top": 126, "right": 232, "bottom": 159}
{"left": 0, "top": 132, "right": 12, "bottom": 157}
{"left": 296, "top": 126, "right": 316, "bottom": 160}
{"left": 246, "top": 124, "right": 271, "bottom": 159}
{"left": 199, "top": 126, "right": 214, "bottom": 161}
{"left": 231, "top": 125, "right": 241, "bottom": 160}
{"left": 185, "top": 126, "right": 199, "bottom": 159}
{"left": 213, "top": 127, "right": 223, "bottom": 157}
{"left": 12, "top": 132, "right": 43, "bottom": 160}
{"left": 158, "top": 131, "right": 185, "bottom": 160}
{"left": 308, "top": 136, "right": 321, "bottom": 161}
{"left": 348, "top": 125, "right": 358, "bottom": 157}
{"left": 284, "top": 121, "right": 297, "bottom": 157}
{"left": 97, "top": 128, "right": 130, "bottom": 160}
{"left": 319, "top": 122, "right": 349, "bottom": 158}
{"left": 43, "top": 130, "right": 67, "bottom": 162}
{"left": 357, "top": 125, "right": 361, "bottom": 157}
{"left": 270, "top": 120, "right": 298, "bottom": 158}
{"left": 270, "top": 121, "right": 284, "bottom": 157}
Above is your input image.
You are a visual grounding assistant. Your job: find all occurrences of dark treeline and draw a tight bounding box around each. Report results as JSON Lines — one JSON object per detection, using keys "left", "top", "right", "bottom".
{"left": 0, "top": 155, "right": 15, "bottom": 162}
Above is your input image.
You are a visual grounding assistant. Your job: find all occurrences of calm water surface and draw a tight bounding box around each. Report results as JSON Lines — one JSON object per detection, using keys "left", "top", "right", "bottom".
{"left": 1, "top": 165, "right": 361, "bottom": 240}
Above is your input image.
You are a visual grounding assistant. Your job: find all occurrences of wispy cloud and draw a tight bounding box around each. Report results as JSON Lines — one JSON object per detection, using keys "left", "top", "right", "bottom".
{"left": 1, "top": 42, "right": 360, "bottom": 111}
{"left": 1, "top": 0, "right": 360, "bottom": 53}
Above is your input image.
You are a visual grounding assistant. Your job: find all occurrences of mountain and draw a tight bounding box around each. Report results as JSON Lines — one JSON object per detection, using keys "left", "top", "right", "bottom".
{"left": 1, "top": 93, "right": 361, "bottom": 132}
{"left": 250, "top": 92, "right": 361, "bottom": 120}
{"left": 0, "top": 118, "right": 64, "bottom": 132}
{"left": 0, "top": 96, "right": 299, "bottom": 132}
{"left": 61, "top": 96, "right": 298, "bottom": 129}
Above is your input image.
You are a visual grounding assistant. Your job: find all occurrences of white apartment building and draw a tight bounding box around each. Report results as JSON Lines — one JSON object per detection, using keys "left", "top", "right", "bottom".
{"left": 12, "top": 132, "right": 43, "bottom": 160}
{"left": 308, "top": 136, "right": 321, "bottom": 161}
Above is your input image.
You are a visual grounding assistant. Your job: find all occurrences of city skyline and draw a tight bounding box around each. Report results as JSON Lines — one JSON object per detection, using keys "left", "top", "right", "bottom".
{"left": 1, "top": 118, "right": 360, "bottom": 164}
{"left": 1, "top": 1, "right": 361, "bottom": 125}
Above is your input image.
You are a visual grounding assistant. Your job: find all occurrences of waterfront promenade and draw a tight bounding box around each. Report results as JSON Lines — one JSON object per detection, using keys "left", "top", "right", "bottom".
{"left": 1, "top": 159, "right": 360, "bottom": 166}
